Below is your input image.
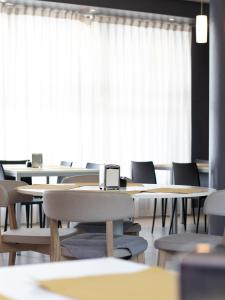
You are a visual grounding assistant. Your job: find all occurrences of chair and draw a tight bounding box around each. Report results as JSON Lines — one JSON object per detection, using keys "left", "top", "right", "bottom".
{"left": 57, "top": 161, "right": 73, "bottom": 183}
{"left": 0, "top": 180, "right": 77, "bottom": 265}
{"left": 154, "top": 190, "right": 225, "bottom": 268}
{"left": 43, "top": 190, "right": 148, "bottom": 262}
{"left": 86, "top": 162, "right": 100, "bottom": 170}
{"left": 62, "top": 175, "right": 141, "bottom": 236}
{"left": 131, "top": 161, "right": 167, "bottom": 233}
{"left": 172, "top": 162, "right": 206, "bottom": 233}
{"left": 0, "top": 160, "right": 43, "bottom": 230}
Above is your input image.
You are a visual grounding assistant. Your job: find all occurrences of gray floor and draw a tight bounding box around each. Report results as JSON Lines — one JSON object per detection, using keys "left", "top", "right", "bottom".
{"left": 0, "top": 215, "right": 205, "bottom": 267}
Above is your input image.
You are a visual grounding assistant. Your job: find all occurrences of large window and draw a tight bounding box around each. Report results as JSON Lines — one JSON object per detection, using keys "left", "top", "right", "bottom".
{"left": 0, "top": 4, "right": 191, "bottom": 176}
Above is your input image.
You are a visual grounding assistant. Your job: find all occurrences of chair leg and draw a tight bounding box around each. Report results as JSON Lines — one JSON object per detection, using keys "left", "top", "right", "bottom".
{"left": 43, "top": 214, "right": 46, "bottom": 228}
{"left": 58, "top": 221, "right": 62, "bottom": 228}
{"left": 4, "top": 207, "right": 8, "bottom": 232}
{"left": 196, "top": 198, "right": 201, "bottom": 233}
{"left": 39, "top": 203, "right": 43, "bottom": 228}
{"left": 169, "top": 198, "right": 177, "bottom": 235}
{"left": 192, "top": 199, "right": 196, "bottom": 224}
{"left": 182, "top": 198, "right": 187, "bottom": 231}
{"left": 8, "top": 252, "right": 16, "bottom": 266}
{"left": 30, "top": 205, "right": 33, "bottom": 228}
{"left": 161, "top": 198, "right": 164, "bottom": 227}
{"left": 137, "top": 252, "right": 145, "bottom": 263}
{"left": 162, "top": 198, "right": 167, "bottom": 227}
{"left": 25, "top": 205, "right": 30, "bottom": 228}
{"left": 204, "top": 215, "right": 207, "bottom": 233}
{"left": 151, "top": 198, "right": 157, "bottom": 234}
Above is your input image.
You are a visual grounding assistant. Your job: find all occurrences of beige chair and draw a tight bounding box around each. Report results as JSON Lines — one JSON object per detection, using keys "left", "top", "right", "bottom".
{"left": 43, "top": 190, "right": 148, "bottom": 262}
{"left": 154, "top": 190, "right": 225, "bottom": 268}
{"left": 0, "top": 180, "right": 77, "bottom": 265}
{"left": 62, "top": 175, "right": 141, "bottom": 235}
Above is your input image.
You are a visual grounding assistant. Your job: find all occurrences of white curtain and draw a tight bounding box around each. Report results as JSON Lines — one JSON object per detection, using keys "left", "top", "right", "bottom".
{"left": 0, "top": 5, "right": 192, "bottom": 218}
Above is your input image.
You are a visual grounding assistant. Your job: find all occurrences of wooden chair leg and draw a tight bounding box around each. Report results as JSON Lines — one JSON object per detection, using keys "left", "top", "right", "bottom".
{"left": 157, "top": 250, "right": 173, "bottom": 268}
{"left": 151, "top": 198, "right": 157, "bottom": 234}
{"left": 8, "top": 252, "right": 16, "bottom": 266}
{"left": 137, "top": 252, "right": 145, "bottom": 263}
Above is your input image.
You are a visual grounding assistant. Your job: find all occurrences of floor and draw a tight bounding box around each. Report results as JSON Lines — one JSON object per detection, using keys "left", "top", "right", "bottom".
{"left": 0, "top": 215, "right": 205, "bottom": 267}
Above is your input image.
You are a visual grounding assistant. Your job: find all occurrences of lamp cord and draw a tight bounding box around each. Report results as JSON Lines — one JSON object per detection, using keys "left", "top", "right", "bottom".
{"left": 201, "top": 0, "right": 204, "bottom": 15}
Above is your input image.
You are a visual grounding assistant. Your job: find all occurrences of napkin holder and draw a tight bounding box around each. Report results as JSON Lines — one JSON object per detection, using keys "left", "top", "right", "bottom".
{"left": 99, "top": 164, "right": 120, "bottom": 190}
{"left": 32, "top": 153, "right": 43, "bottom": 168}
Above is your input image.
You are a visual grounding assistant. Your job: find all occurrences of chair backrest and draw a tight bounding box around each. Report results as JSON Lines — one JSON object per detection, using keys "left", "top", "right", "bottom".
{"left": 86, "top": 162, "right": 100, "bottom": 170}
{"left": 204, "top": 190, "right": 225, "bottom": 217}
{"left": 57, "top": 161, "right": 73, "bottom": 183}
{"left": 131, "top": 161, "right": 156, "bottom": 184}
{"left": 0, "top": 164, "right": 6, "bottom": 180}
{"left": 0, "top": 180, "right": 32, "bottom": 207}
{"left": 43, "top": 190, "right": 134, "bottom": 222}
{"left": 172, "top": 162, "right": 200, "bottom": 186}
{"left": 0, "top": 160, "right": 31, "bottom": 184}
{"left": 62, "top": 174, "right": 99, "bottom": 183}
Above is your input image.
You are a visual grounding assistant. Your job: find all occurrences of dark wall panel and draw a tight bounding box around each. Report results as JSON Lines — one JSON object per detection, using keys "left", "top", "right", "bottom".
{"left": 191, "top": 28, "right": 209, "bottom": 161}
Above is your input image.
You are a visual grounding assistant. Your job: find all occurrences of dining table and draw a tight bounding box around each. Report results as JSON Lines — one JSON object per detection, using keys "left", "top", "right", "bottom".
{"left": 17, "top": 183, "right": 214, "bottom": 234}
{"left": 3, "top": 165, "right": 99, "bottom": 228}
{"left": 0, "top": 257, "right": 178, "bottom": 300}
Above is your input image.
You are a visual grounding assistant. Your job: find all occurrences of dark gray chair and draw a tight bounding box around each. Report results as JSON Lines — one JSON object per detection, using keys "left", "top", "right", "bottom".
{"left": 86, "top": 162, "right": 100, "bottom": 170}
{"left": 131, "top": 161, "right": 167, "bottom": 233}
{"left": 154, "top": 190, "right": 225, "bottom": 268}
{"left": 173, "top": 162, "right": 206, "bottom": 233}
{"left": 57, "top": 161, "right": 73, "bottom": 183}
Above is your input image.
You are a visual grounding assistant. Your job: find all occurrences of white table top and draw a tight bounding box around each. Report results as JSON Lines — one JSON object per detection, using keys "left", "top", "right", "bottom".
{"left": 17, "top": 183, "right": 214, "bottom": 199}
{"left": 0, "top": 258, "right": 147, "bottom": 300}
{"left": 4, "top": 165, "right": 99, "bottom": 178}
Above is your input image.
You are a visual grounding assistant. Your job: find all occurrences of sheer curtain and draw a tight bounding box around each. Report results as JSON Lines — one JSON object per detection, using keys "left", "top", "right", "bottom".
{"left": 0, "top": 4, "right": 191, "bottom": 217}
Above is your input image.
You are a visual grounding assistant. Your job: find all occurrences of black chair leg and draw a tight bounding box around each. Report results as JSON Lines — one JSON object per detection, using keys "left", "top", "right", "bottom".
{"left": 191, "top": 198, "right": 196, "bottom": 225}
{"left": 162, "top": 198, "right": 167, "bottom": 227}
{"left": 151, "top": 198, "right": 157, "bottom": 234}
{"left": 25, "top": 204, "right": 30, "bottom": 228}
{"left": 196, "top": 198, "right": 201, "bottom": 233}
{"left": 204, "top": 215, "right": 207, "bottom": 233}
{"left": 38, "top": 203, "right": 43, "bottom": 228}
{"left": 4, "top": 207, "right": 8, "bottom": 232}
{"left": 30, "top": 205, "right": 33, "bottom": 228}
{"left": 182, "top": 198, "right": 188, "bottom": 231}
{"left": 43, "top": 214, "right": 46, "bottom": 228}
{"left": 58, "top": 221, "right": 62, "bottom": 228}
{"left": 169, "top": 198, "right": 177, "bottom": 235}
{"left": 161, "top": 198, "right": 164, "bottom": 227}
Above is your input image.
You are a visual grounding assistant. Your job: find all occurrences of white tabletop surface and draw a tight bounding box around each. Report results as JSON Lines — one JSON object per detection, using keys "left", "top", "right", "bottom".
{"left": 17, "top": 183, "right": 214, "bottom": 199}
{"left": 3, "top": 165, "right": 99, "bottom": 178}
{"left": 0, "top": 258, "right": 147, "bottom": 300}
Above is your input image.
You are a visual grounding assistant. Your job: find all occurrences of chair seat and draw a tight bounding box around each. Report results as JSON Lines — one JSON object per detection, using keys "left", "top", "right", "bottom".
{"left": 2, "top": 228, "right": 77, "bottom": 245}
{"left": 75, "top": 221, "right": 141, "bottom": 235}
{"left": 154, "top": 233, "right": 222, "bottom": 253}
{"left": 61, "top": 233, "right": 148, "bottom": 259}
